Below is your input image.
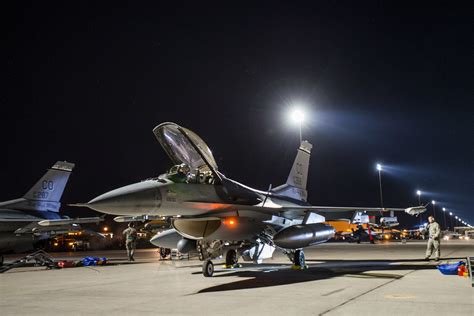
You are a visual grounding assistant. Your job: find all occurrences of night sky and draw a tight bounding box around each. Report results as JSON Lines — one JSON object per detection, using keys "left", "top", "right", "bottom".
{"left": 2, "top": 2, "right": 473, "bottom": 227}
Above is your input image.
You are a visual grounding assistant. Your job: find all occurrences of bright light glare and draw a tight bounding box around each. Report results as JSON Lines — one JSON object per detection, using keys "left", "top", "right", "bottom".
{"left": 449, "top": 212, "right": 453, "bottom": 216}
{"left": 416, "top": 190, "right": 421, "bottom": 196}
{"left": 431, "top": 200, "right": 435, "bottom": 205}
{"left": 289, "top": 108, "right": 305, "bottom": 124}
{"left": 376, "top": 163, "right": 382, "bottom": 171}
{"left": 442, "top": 207, "right": 446, "bottom": 211}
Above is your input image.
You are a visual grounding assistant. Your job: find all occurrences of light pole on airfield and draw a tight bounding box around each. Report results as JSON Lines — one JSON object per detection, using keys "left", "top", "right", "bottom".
{"left": 376, "top": 163, "right": 384, "bottom": 209}
{"left": 442, "top": 207, "right": 447, "bottom": 231}
{"left": 290, "top": 108, "right": 305, "bottom": 144}
{"left": 417, "top": 190, "right": 422, "bottom": 226}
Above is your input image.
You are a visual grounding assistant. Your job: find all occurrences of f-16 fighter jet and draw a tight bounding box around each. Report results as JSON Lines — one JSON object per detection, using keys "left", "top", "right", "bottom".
{"left": 0, "top": 161, "right": 103, "bottom": 265}
{"left": 78, "top": 122, "right": 426, "bottom": 276}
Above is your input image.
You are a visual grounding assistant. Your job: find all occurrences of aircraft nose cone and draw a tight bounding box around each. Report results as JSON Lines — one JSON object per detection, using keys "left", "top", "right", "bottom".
{"left": 87, "top": 181, "right": 162, "bottom": 215}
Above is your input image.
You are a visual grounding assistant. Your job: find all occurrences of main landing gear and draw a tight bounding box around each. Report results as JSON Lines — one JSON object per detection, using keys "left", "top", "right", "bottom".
{"left": 202, "top": 249, "right": 306, "bottom": 277}
{"left": 225, "top": 249, "right": 238, "bottom": 268}
{"left": 292, "top": 249, "right": 306, "bottom": 269}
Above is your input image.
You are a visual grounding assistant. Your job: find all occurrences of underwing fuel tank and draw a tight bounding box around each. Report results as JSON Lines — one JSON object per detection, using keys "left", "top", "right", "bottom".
{"left": 273, "top": 223, "right": 335, "bottom": 249}
{"left": 149, "top": 229, "right": 182, "bottom": 249}
{"left": 177, "top": 238, "right": 197, "bottom": 253}
{"left": 150, "top": 229, "right": 197, "bottom": 253}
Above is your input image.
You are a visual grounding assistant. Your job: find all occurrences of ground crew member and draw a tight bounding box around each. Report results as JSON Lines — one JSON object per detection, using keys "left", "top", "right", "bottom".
{"left": 425, "top": 216, "right": 441, "bottom": 261}
{"left": 355, "top": 225, "right": 364, "bottom": 244}
{"left": 123, "top": 222, "right": 138, "bottom": 261}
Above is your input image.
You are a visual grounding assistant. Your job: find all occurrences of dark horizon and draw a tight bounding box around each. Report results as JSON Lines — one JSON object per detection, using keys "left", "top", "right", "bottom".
{"left": 2, "top": 2, "right": 472, "bottom": 227}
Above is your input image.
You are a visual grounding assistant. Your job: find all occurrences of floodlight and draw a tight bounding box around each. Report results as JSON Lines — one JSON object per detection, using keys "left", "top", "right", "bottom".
{"left": 289, "top": 108, "right": 305, "bottom": 124}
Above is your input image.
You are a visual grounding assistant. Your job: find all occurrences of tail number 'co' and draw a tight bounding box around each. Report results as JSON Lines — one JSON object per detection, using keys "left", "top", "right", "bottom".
{"left": 42, "top": 180, "right": 54, "bottom": 190}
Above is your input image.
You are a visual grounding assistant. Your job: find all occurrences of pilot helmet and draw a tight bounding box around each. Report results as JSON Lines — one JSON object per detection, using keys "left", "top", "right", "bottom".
{"left": 178, "top": 163, "right": 190, "bottom": 174}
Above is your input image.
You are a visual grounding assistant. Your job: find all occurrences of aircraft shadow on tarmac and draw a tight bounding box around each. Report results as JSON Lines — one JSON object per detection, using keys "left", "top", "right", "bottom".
{"left": 193, "top": 259, "right": 445, "bottom": 294}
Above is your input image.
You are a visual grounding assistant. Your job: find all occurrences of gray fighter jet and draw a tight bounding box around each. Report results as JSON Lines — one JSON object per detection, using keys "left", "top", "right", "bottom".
{"left": 79, "top": 122, "right": 426, "bottom": 276}
{"left": 0, "top": 161, "right": 103, "bottom": 265}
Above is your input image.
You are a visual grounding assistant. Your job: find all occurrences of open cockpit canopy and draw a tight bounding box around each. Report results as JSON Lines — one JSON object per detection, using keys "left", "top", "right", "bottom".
{"left": 153, "top": 122, "right": 219, "bottom": 176}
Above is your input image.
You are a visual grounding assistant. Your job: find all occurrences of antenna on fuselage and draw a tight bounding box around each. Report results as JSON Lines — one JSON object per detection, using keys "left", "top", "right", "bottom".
{"left": 262, "top": 184, "right": 272, "bottom": 207}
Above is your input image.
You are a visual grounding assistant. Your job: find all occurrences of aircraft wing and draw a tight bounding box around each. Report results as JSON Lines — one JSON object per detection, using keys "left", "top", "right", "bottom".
{"left": 13, "top": 217, "right": 104, "bottom": 234}
{"left": 182, "top": 202, "right": 427, "bottom": 218}
{"left": 292, "top": 205, "right": 427, "bottom": 216}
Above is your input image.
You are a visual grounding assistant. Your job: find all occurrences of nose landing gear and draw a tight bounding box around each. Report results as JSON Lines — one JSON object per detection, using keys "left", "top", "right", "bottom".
{"left": 202, "top": 260, "right": 214, "bottom": 277}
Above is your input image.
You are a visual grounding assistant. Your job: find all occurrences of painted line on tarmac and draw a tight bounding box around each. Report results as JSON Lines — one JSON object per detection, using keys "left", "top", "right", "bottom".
{"left": 318, "top": 269, "right": 416, "bottom": 316}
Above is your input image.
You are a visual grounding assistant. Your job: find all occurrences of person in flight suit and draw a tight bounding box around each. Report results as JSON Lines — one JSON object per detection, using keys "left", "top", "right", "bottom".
{"left": 424, "top": 216, "right": 441, "bottom": 261}
{"left": 123, "top": 222, "right": 138, "bottom": 261}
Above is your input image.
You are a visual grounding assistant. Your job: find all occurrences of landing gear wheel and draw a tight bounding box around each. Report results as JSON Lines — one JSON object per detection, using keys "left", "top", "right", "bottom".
{"left": 294, "top": 249, "right": 305, "bottom": 267}
{"left": 202, "top": 260, "right": 214, "bottom": 277}
{"left": 225, "top": 249, "right": 238, "bottom": 267}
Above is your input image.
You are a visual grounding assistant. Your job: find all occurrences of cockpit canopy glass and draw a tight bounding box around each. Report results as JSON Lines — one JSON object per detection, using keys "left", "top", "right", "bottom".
{"left": 153, "top": 122, "right": 218, "bottom": 173}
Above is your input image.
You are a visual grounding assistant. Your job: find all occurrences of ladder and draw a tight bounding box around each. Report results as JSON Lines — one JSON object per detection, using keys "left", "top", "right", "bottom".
{"left": 468, "top": 257, "right": 474, "bottom": 288}
{"left": 0, "top": 250, "right": 56, "bottom": 273}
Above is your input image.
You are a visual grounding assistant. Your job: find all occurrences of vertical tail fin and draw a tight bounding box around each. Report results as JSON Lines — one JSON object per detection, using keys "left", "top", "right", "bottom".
{"left": 272, "top": 141, "right": 313, "bottom": 201}
{"left": 21, "top": 161, "right": 75, "bottom": 212}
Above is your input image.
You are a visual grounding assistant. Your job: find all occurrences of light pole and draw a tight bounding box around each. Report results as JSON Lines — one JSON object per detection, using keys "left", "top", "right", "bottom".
{"left": 431, "top": 200, "right": 436, "bottom": 219}
{"left": 455, "top": 216, "right": 458, "bottom": 228}
{"left": 290, "top": 108, "right": 305, "bottom": 144}
{"left": 442, "top": 207, "right": 447, "bottom": 231}
{"left": 449, "top": 212, "right": 453, "bottom": 230}
{"left": 376, "top": 163, "right": 384, "bottom": 209}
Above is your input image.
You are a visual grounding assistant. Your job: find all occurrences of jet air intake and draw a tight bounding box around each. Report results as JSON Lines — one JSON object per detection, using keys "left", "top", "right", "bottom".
{"left": 273, "top": 223, "right": 335, "bottom": 249}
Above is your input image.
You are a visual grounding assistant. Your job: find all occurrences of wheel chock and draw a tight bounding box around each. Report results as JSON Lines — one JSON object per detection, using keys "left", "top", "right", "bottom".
{"left": 291, "top": 264, "right": 308, "bottom": 270}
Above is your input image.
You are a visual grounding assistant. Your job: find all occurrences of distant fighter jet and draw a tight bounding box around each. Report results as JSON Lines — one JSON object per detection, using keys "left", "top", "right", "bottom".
{"left": 0, "top": 161, "right": 103, "bottom": 265}
{"left": 78, "top": 122, "right": 426, "bottom": 276}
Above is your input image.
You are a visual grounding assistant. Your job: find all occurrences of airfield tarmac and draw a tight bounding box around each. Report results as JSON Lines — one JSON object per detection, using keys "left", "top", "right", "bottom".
{"left": 1, "top": 240, "right": 473, "bottom": 315}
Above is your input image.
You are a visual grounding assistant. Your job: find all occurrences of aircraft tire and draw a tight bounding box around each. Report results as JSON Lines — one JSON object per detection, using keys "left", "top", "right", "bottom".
{"left": 225, "top": 249, "right": 238, "bottom": 266}
{"left": 294, "top": 249, "right": 305, "bottom": 267}
{"left": 203, "top": 260, "right": 214, "bottom": 277}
